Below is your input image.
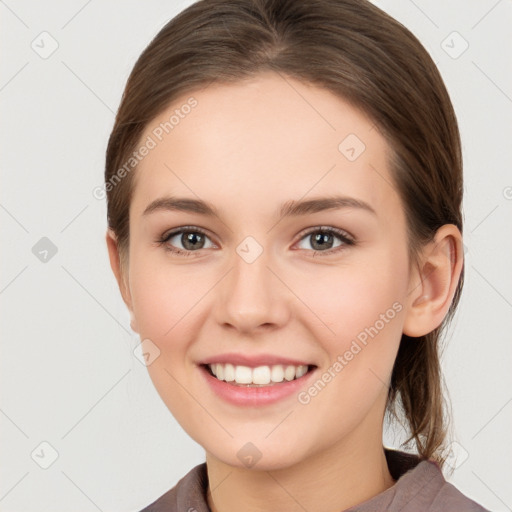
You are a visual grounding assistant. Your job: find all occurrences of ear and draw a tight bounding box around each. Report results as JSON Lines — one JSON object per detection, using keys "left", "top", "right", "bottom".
{"left": 403, "top": 224, "right": 464, "bottom": 337}
{"left": 105, "top": 229, "right": 139, "bottom": 333}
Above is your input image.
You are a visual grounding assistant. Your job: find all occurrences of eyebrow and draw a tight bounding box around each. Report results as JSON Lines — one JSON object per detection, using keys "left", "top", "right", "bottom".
{"left": 142, "top": 195, "right": 376, "bottom": 218}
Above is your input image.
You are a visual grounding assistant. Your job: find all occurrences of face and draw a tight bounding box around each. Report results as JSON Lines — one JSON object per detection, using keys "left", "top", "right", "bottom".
{"left": 116, "top": 72, "right": 416, "bottom": 470}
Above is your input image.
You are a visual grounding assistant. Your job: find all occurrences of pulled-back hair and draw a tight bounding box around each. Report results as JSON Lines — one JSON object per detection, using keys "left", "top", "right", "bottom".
{"left": 105, "top": 0, "right": 463, "bottom": 467}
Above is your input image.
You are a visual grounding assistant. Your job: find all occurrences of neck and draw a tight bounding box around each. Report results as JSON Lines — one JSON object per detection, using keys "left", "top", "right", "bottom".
{"left": 205, "top": 429, "right": 395, "bottom": 512}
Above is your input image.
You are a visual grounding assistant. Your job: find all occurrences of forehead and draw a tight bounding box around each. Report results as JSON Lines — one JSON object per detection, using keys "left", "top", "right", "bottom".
{"left": 131, "top": 72, "right": 400, "bottom": 222}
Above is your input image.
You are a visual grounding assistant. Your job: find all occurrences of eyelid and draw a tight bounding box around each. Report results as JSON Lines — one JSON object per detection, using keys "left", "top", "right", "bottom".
{"left": 160, "top": 225, "right": 213, "bottom": 242}
{"left": 295, "top": 225, "right": 355, "bottom": 244}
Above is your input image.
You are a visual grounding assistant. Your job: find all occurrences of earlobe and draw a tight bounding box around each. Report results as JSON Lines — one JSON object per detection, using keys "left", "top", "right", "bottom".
{"left": 128, "top": 311, "right": 138, "bottom": 333}
{"left": 105, "top": 229, "right": 138, "bottom": 333}
{"left": 403, "top": 225, "right": 463, "bottom": 337}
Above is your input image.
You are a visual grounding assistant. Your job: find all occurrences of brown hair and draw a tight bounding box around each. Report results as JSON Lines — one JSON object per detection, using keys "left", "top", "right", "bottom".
{"left": 105, "top": 0, "right": 463, "bottom": 467}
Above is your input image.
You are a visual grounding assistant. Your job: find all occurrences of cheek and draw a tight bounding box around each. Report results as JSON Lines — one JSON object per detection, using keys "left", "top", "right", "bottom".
{"left": 292, "top": 269, "right": 405, "bottom": 440}
{"left": 129, "top": 254, "right": 206, "bottom": 342}
{"left": 127, "top": 258, "right": 206, "bottom": 422}
{"left": 292, "top": 249, "right": 407, "bottom": 397}
{"left": 127, "top": 255, "right": 217, "bottom": 397}
{"left": 294, "top": 254, "right": 407, "bottom": 344}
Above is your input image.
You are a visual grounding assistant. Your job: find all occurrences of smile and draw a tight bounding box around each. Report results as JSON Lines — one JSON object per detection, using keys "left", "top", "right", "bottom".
{"left": 206, "top": 363, "right": 314, "bottom": 386}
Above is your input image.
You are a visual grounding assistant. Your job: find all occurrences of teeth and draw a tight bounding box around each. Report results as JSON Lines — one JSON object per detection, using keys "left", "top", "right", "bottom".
{"left": 296, "top": 365, "right": 308, "bottom": 378}
{"left": 270, "top": 365, "right": 284, "bottom": 383}
{"left": 253, "top": 366, "right": 271, "bottom": 385}
{"left": 284, "top": 365, "right": 296, "bottom": 381}
{"left": 235, "top": 365, "right": 252, "bottom": 384}
{"left": 224, "top": 363, "right": 235, "bottom": 382}
{"left": 208, "top": 363, "right": 310, "bottom": 385}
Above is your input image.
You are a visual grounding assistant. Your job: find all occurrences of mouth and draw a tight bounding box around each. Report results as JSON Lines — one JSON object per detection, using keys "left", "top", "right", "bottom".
{"left": 202, "top": 363, "right": 317, "bottom": 387}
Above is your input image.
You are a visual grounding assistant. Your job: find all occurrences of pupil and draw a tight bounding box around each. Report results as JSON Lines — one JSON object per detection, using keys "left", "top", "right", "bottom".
{"left": 183, "top": 232, "right": 204, "bottom": 250}
{"left": 313, "top": 232, "right": 332, "bottom": 250}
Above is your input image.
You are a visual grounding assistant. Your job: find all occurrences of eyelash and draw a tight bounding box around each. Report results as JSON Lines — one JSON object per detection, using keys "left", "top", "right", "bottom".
{"left": 156, "top": 225, "right": 355, "bottom": 258}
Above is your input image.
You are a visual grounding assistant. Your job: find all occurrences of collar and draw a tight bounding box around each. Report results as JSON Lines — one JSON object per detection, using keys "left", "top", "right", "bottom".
{"left": 141, "top": 448, "right": 487, "bottom": 511}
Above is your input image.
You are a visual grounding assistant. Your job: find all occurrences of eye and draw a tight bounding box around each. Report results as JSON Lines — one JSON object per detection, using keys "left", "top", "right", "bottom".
{"left": 295, "top": 226, "right": 355, "bottom": 255}
{"left": 157, "top": 225, "right": 355, "bottom": 257}
{"left": 157, "top": 226, "right": 215, "bottom": 256}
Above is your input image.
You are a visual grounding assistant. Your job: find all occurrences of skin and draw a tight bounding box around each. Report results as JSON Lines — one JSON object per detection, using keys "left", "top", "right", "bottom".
{"left": 107, "top": 72, "right": 463, "bottom": 512}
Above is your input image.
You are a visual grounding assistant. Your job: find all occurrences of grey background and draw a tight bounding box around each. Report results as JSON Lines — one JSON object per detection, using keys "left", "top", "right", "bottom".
{"left": 1, "top": 0, "right": 511, "bottom": 510}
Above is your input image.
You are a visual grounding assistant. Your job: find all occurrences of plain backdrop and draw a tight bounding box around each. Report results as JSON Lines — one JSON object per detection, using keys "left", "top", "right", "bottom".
{"left": 1, "top": 1, "right": 511, "bottom": 511}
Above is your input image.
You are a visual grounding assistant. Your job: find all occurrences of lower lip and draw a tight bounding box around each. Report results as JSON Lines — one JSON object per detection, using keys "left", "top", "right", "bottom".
{"left": 199, "top": 365, "right": 317, "bottom": 407}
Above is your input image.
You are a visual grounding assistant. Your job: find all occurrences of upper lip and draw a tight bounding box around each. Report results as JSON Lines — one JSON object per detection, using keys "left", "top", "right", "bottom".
{"left": 198, "top": 353, "right": 316, "bottom": 368}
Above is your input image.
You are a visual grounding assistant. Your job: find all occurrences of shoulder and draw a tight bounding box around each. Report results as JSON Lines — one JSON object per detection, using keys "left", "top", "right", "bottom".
{"left": 348, "top": 450, "right": 491, "bottom": 512}
{"left": 138, "top": 463, "right": 209, "bottom": 512}
{"left": 390, "top": 453, "right": 491, "bottom": 512}
{"left": 424, "top": 461, "right": 489, "bottom": 512}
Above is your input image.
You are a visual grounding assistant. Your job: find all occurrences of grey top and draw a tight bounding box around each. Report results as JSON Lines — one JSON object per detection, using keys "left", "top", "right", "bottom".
{"left": 139, "top": 449, "right": 490, "bottom": 511}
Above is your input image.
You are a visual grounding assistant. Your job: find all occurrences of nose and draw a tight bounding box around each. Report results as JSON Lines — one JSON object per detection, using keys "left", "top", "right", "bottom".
{"left": 214, "top": 244, "right": 291, "bottom": 334}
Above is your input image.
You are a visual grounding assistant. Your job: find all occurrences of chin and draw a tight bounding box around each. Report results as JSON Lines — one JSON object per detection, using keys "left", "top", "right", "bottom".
{"left": 204, "top": 437, "right": 312, "bottom": 472}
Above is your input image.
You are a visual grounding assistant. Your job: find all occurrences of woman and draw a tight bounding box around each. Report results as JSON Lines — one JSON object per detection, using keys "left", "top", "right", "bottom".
{"left": 104, "top": 0, "right": 489, "bottom": 510}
